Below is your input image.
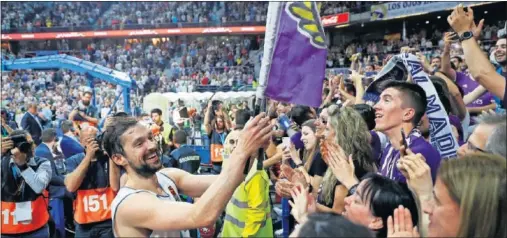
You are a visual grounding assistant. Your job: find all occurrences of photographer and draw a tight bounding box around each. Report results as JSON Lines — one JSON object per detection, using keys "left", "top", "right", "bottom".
{"left": 1, "top": 130, "right": 52, "bottom": 238}
{"left": 204, "top": 100, "right": 232, "bottom": 174}
{"left": 68, "top": 89, "right": 99, "bottom": 130}
{"left": 63, "top": 126, "right": 120, "bottom": 237}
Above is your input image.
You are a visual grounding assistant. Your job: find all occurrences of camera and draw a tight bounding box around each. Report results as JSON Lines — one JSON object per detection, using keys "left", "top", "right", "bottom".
{"left": 94, "top": 132, "right": 108, "bottom": 161}
{"left": 8, "top": 134, "right": 32, "bottom": 154}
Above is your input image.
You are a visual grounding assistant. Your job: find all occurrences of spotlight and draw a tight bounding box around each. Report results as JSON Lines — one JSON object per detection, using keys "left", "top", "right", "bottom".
{"left": 425, "top": 21, "right": 429, "bottom": 24}
{"left": 437, "top": 16, "right": 441, "bottom": 19}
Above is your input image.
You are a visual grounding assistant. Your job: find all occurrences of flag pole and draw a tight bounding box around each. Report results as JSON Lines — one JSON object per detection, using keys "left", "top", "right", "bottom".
{"left": 243, "top": 2, "right": 282, "bottom": 175}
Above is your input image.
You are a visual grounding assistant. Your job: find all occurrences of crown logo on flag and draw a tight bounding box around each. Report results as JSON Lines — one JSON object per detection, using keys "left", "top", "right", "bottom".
{"left": 286, "top": 2, "right": 327, "bottom": 49}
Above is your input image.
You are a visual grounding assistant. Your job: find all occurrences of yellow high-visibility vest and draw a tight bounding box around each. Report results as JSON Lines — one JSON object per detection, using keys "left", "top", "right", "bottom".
{"left": 221, "top": 159, "right": 273, "bottom": 238}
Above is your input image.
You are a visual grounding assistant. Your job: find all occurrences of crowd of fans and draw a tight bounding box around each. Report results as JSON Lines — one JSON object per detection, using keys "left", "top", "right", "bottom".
{"left": 2, "top": 1, "right": 385, "bottom": 33}
{"left": 321, "top": 1, "right": 380, "bottom": 15}
{"left": 1, "top": 2, "right": 106, "bottom": 32}
{"left": 327, "top": 21, "right": 505, "bottom": 70}
{"left": 2, "top": 2, "right": 271, "bottom": 32}
{"left": 1, "top": 3, "right": 506, "bottom": 238}
{"left": 101, "top": 2, "right": 268, "bottom": 29}
{"left": 1, "top": 35, "right": 258, "bottom": 121}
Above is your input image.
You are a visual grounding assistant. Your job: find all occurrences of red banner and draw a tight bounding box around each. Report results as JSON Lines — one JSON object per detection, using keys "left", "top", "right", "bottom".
{"left": 321, "top": 12, "right": 350, "bottom": 27}
{"left": 1, "top": 26, "right": 266, "bottom": 41}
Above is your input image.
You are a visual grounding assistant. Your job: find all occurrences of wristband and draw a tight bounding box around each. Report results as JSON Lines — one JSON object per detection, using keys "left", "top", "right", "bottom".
{"left": 347, "top": 183, "right": 359, "bottom": 196}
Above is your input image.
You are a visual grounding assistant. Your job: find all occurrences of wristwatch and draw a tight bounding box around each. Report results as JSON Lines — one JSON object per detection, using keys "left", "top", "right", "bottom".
{"left": 459, "top": 31, "right": 474, "bottom": 42}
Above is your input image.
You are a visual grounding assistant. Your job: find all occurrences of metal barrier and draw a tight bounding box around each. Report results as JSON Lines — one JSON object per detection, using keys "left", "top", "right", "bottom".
{"left": 281, "top": 198, "right": 290, "bottom": 238}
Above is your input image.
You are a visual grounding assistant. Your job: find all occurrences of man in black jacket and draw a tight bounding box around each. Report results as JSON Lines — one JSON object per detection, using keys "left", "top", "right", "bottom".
{"left": 168, "top": 130, "right": 200, "bottom": 174}
{"left": 21, "top": 103, "right": 48, "bottom": 145}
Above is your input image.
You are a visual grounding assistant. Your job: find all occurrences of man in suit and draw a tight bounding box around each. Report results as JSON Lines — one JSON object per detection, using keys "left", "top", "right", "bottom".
{"left": 59, "top": 120, "right": 84, "bottom": 159}
{"left": 21, "top": 103, "right": 48, "bottom": 145}
{"left": 34, "top": 128, "right": 71, "bottom": 238}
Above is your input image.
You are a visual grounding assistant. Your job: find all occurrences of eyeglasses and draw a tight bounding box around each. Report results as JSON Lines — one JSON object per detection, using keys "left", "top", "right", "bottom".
{"left": 467, "top": 142, "right": 486, "bottom": 153}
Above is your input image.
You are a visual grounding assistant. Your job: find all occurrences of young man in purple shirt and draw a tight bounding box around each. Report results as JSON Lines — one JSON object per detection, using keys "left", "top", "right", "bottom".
{"left": 373, "top": 81, "right": 441, "bottom": 183}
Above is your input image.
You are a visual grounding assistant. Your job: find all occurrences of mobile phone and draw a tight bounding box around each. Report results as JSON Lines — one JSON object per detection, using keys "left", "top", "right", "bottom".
{"left": 278, "top": 115, "right": 291, "bottom": 131}
{"left": 282, "top": 137, "right": 290, "bottom": 149}
{"left": 401, "top": 128, "right": 408, "bottom": 148}
{"left": 450, "top": 33, "right": 460, "bottom": 42}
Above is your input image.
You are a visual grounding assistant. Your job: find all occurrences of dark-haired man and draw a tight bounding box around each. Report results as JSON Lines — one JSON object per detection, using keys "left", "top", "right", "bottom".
{"left": 373, "top": 81, "right": 441, "bottom": 183}
{"left": 204, "top": 100, "right": 232, "bottom": 174}
{"left": 168, "top": 130, "right": 200, "bottom": 174}
{"left": 69, "top": 90, "right": 99, "bottom": 129}
{"left": 151, "top": 108, "right": 172, "bottom": 153}
{"left": 104, "top": 114, "right": 272, "bottom": 237}
{"left": 430, "top": 56, "right": 442, "bottom": 72}
{"left": 64, "top": 126, "right": 120, "bottom": 237}
{"left": 1, "top": 130, "right": 52, "bottom": 237}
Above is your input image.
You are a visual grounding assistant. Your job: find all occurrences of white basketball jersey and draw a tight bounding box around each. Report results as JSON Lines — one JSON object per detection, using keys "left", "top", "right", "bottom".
{"left": 111, "top": 172, "right": 190, "bottom": 237}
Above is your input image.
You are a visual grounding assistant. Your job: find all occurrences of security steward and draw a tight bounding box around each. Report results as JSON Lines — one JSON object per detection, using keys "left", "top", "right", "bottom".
{"left": 221, "top": 130, "right": 273, "bottom": 237}
{"left": 168, "top": 130, "right": 201, "bottom": 175}
{"left": 1, "top": 130, "right": 52, "bottom": 238}
{"left": 64, "top": 126, "right": 120, "bottom": 237}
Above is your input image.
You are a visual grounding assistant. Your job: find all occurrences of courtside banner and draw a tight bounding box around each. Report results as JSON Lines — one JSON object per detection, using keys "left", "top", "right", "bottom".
{"left": 370, "top": 1, "right": 492, "bottom": 21}
{"left": 1, "top": 26, "right": 266, "bottom": 41}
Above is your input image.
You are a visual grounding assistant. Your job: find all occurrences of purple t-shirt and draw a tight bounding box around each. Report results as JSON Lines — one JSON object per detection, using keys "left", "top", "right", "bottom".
{"left": 379, "top": 130, "right": 441, "bottom": 183}
{"left": 456, "top": 72, "right": 494, "bottom": 108}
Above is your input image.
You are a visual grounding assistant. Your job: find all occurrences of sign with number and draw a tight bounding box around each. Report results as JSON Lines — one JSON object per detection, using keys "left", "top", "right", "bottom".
{"left": 74, "top": 188, "right": 115, "bottom": 224}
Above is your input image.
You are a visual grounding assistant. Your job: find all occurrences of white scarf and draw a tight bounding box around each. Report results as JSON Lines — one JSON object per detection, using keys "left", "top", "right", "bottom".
{"left": 371, "top": 53, "right": 459, "bottom": 159}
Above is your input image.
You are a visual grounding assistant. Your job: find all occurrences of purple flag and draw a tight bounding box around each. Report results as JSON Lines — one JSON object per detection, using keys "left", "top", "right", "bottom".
{"left": 260, "top": 2, "right": 327, "bottom": 108}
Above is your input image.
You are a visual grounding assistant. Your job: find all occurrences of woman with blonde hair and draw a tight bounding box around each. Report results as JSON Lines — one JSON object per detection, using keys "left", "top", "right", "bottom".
{"left": 317, "top": 105, "right": 377, "bottom": 214}
{"left": 424, "top": 153, "right": 507, "bottom": 238}
{"left": 388, "top": 153, "right": 507, "bottom": 238}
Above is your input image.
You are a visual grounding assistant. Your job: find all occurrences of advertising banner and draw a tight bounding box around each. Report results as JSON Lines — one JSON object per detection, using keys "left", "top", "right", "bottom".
{"left": 321, "top": 12, "right": 350, "bottom": 27}
{"left": 1, "top": 26, "right": 266, "bottom": 41}
{"left": 370, "top": 1, "right": 492, "bottom": 21}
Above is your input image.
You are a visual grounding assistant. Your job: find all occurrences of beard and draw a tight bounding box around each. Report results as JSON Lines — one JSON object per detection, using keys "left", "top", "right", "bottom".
{"left": 498, "top": 57, "right": 507, "bottom": 66}
{"left": 82, "top": 100, "right": 90, "bottom": 106}
{"left": 127, "top": 151, "right": 162, "bottom": 178}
